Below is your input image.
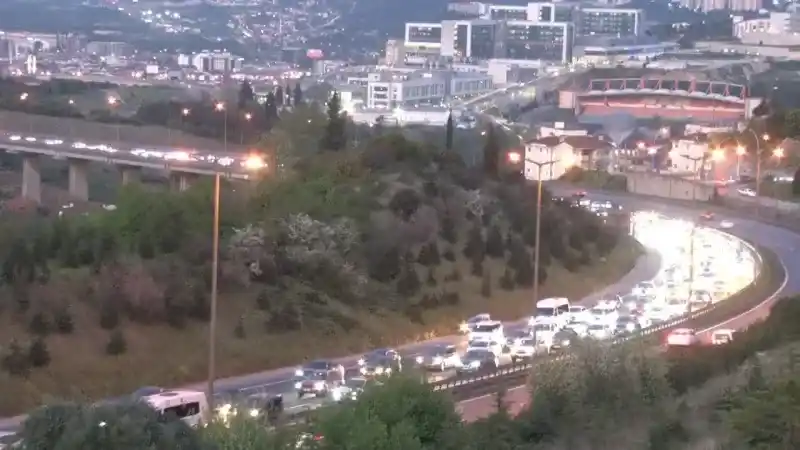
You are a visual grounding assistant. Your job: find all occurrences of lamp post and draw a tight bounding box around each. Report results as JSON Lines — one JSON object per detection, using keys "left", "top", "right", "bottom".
{"left": 19, "top": 92, "right": 33, "bottom": 133}
{"left": 241, "top": 112, "right": 252, "bottom": 145}
{"left": 107, "top": 96, "right": 121, "bottom": 144}
{"left": 507, "top": 150, "right": 560, "bottom": 305}
{"left": 206, "top": 154, "right": 267, "bottom": 419}
{"left": 216, "top": 102, "right": 227, "bottom": 152}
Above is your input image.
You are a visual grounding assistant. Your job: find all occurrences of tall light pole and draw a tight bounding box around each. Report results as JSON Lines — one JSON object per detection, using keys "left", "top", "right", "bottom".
{"left": 19, "top": 92, "right": 32, "bottom": 133}
{"left": 681, "top": 152, "right": 706, "bottom": 310}
{"left": 205, "top": 154, "right": 267, "bottom": 419}
{"left": 216, "top": 102, "right": 227, "bottom": 152}
{"left": 507, "top": 150, "right": 560, "bottom": 305}
{"left": 241, "top": 112, "right": 252, "bottom": 145}
{"left": 107, "top": 96, "right": 121, "bottom": 144}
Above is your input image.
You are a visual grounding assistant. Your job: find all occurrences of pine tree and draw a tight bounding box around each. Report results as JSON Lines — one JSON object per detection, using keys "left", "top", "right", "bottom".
{"left": 293, "top": 84, "right": 303, "bottom": 105}
{"left": 238, "top": 81, "right": 254, "bottom": 109}
{"left": 445, "top": 112, "right": 454, "bottom": 150}
{"left": 28, "top": 338, "right": 50, "bottom": 367}
{"left": 284, "top": 83, "right": 292, "bottom": 105}
{"left": 275, "top": 85, "right": 284, "bottom": 107}
{"left": 264, "top": 92, "right": 279, "bottom": 132}
{"left": 483, "top": 124, "right": 501, "bottom": 178}
{"left": 321, "top": 91, "right": 347, "bottom": 151}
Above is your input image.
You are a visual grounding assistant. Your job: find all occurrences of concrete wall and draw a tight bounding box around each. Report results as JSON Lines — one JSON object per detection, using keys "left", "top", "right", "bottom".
{"left": 626, "top": 171, "right": 715, "bottom": 201}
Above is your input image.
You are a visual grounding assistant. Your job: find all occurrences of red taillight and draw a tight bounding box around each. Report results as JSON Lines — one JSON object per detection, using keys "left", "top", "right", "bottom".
{"left": 314, "top": 434, "right": 324, "bottom": 441}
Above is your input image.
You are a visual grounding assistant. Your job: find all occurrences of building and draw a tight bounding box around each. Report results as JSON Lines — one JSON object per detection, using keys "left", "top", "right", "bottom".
{"left": 695, "top": 0, "right": 760, "bottom": 12}
{"left": 526, "top": 2, "right": 576, "bottom": 23}
{"left": 669, "top": 135, "right": 710, "bottom": 173}
{"left": 440, "top": 19, "right": 502, "bottom": 60}
{"left": 504, "top": 21, "right": 574, "bottom": 63}
{"left": 487, "top": 4, "right": 528, "bottom": 20}
{"left": 86, "top": 41, "right": 134, "bottom": 57}
{"left": 187, "top": 52, "right": 242, "bottom": 73}
{"left": 538, "top": 122, "right": 589, "bottom": 139}
{"left": 577, "top": 7, "right": 643, "bottom": 37}
{"left": 523, "top": 135, "right": 612, "bottom": 180}
{"left": 404, "top": 22, "right": 442, "bottom": 50}
{"left": 385, "top": 39, "right": 406, "bottom": 66}
{"left": 573, "top": 36, "right": 679, "bottom": 65}
{"left": 364, "top": 69, "right": 494, "bottom": 109}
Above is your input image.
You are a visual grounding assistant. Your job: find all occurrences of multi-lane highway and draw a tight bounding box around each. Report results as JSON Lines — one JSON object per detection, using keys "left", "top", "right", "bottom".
{"left": 455, "top": 190, "right": 798, "bottom": 422}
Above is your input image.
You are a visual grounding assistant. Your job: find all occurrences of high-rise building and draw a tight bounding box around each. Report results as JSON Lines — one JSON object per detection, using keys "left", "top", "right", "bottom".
{"left": 503, "top": 21, "right": 573, "bottom": 63}
{"left": 527, "top": 2, "right": 576, "bottom": 23}
{"left": 577, "top": 7, "right": 643, "bottom": 37}
{"left": 728, "top": 0, "right": 760, "bottom": 11}
{"left": 384, "top": 39, "right": 406, "bottom": 66}
{"left": 440, "top": 19, "right": 502, "bottom": 59}
{"left": 404, "top": 22, "right": 443, "bottom": 49}
{"left": 487, "top": 4, "right": 528, "bottom": 20}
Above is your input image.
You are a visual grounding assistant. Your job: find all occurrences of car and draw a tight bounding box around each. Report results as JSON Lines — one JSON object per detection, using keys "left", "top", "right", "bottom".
{"left": 568, "top": 305, "right": 591, "bottom": 323}
{"left": 459, "top": 314, "right": 491, "bottom": 333}
{"left": 0, "top": 432, "right": 18, "bottom": 449}
{"left": 294, "top": 360, "right": 344, "bottom": 381}
{"left": 466, "top": 339, "right": 503, "bottom": 357}
{"left": 531, "top": 321, "right": 559, "bottom": 348}
{"left": 565, "top": 321, "right": 589, "bottom": 337}
{"left": 468, "top": 320, "right": 505, "bottom": 343}
{"left": 699, "top": 211, "right": 714, "bottom": 221}
{"left": 8, "top": 135, "right": 20, "bottom": 141}
{"left": 509, "top": 337, "right": 537, "bottom": 362}
{"left": 632, "top": 281, "right": 658, "bottom": 297}
{"left": 357, "top": 348, "right": 401, "bottom": 376}
{"left": 295, "top": 371, "right": 337, "bottom": 399}
{"left": 332, "top": 377, "right": 376, "bottom": 402}
{"left": 711, "top": 328, "right": 736, "bottom": 345}
{"left": 644, "top": 305, "right": 673, "bottom": 324}
{"left": 719, "top": 220, "right": 734, "bottom": 229}
{"left": 457, "top": 349, "right": 499, "bottom": 373}
{"left": 665, "top": 328, "right": 700, "bottom": 347}
{"left": 738, "top": 187, "right": 756, "bottom": 197}
{"left": 615, "top": 315, "right": 642, "bottom": 334}
{"left": 590, "top": 303, "right": 619, "bottom": 326}
{"left": 505, "top": 329, "right": 533, "bottom": 348}
{"left": 414, "top": 344, "right": 461, "bottom": 371}
{"left": 548, "top": 328, "right": 580, "bottom": 355}
{"left": 239, "top": 392, "right": 284, "bottom": 422}
{"left": 587, "top": 323, "right": 614, "bottom": 340}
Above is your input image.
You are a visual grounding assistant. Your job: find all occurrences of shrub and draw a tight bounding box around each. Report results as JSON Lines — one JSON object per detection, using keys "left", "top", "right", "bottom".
{"left": 445, "top": 267, "right": 461, "bottom": 282}
{"left": 426, "top": 268, "right": 437, "bottom": 286}
{"left": 28, "top": 312, "right": 51, "bottom": 336}
{"left": 442, "top": 247, "right": 455, "bottom": 262}
{"left": 444, "top": 291, "right": 460, "bottom": 305}
{"left": 396, "top": 265, "right": 421, "bottom": 297}
{"left": 106, "top": 329, "right": 127, "bottom": 356}
{"left": 99, "top": 301, "right": 120, "bottom": 330}
{"left": 2, "top": 340, "right": 31, "bottom": 376}
{"left": 28, "top": 338, "right": 50, "bottom": 368}
{"left": 485, "top": 225, "right": 505, "bottom": 258}
{"left": 418, "top": 241, "right": 441, "bottom": 266}
{"left": 500, "top": 267, "right": 515, "bottom": 290}
{"left": 54, "top": 307, "right": 74, "bottom": 334}
{"left": 463, "top": 225, "right": 484, "bottom": 260}
{"left": 481, "top": 270, "right": 492, "bottom": 297}
{"left": 470, "top": 254, "right": 483, "bottom": 277}
{"left": 439, "top": 214, "right": 457, "bottom": 243}
{"left": 255, "top": 290, "right": 270, "bottom": 310}
{"left": 234, "top": 316, "right": 246, "bottom": 339}
{"left": 389, "top": 188, "right": 421, "bottom": 220}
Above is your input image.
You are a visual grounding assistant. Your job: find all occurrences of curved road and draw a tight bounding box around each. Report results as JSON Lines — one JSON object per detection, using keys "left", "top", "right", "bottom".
{"left": 457, "top": 192, "right": 800, "bottom": 422}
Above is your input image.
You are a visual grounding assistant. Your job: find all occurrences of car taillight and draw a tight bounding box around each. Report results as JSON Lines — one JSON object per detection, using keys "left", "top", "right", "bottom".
{"left": 314, "top": 434, "right": 324, "bottom": 441}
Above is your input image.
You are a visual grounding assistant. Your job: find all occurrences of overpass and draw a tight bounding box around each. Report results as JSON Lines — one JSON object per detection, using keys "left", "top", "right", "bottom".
{"left": 0, "top": 131, "right": 258, "bottom": 205}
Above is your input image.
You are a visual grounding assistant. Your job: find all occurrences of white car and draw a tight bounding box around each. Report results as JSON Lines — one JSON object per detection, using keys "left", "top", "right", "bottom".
{"left": 459, "top": 314, "right": 491, "bottom": 333}
{"left": 632, "top": 281, "right": 657, "bottom": 297}
{"left": 644, "top": 305, "right": 672, "bottom": 324}
{"left": 590, "top": 303, "right": 619, "bottom": 326}
{"left": 466, "top": 339, "right": 503, "bottom": 357}
{"left": 665, "top": 328, "right": 700, "bottom": 347}
{"left": 711, "top": 328, "right": 736, "bottom": 345}
{"left": 8, "top": 135, "right": 20, "bottom": 141}
{"left": 737, "top": 188, "right": 756, "bottom": 197}
{"left": 509, "top": 337, "right": 537, "bottom": 363}
{"left": 568, "top": 305, "right": 591, "bottom": 324}
{"left": 565, "top": 321, "right": 589, "bottom": 337}
{"left": 719, "top": 220, "right": 734, "bottom": 229}
{"left": 0, "top": 432, "right": 18, "bottom": 449}
{"left": 531, "top": 321, "right": 559, "bottom": 347}
{"left": 587, "top": 323, "right": 614, "bottom": 340}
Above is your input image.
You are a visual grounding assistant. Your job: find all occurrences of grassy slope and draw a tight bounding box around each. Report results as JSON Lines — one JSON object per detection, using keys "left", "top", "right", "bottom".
{"left": 0, "top": 238, "right": 640, "bottom": 415}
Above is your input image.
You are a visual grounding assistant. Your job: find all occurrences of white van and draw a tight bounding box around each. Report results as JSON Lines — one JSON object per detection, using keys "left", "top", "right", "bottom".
{"left": 530, "top": 297, "right": 571, "bottom": 327}
{"left": 531, "top": 321, "right": 559, "bottom": 349}
{"left": 142, "top": 390, "right": 209, "bottom": 427}
{"left": 468, "top": 320, "right": 505, "bottom": 343}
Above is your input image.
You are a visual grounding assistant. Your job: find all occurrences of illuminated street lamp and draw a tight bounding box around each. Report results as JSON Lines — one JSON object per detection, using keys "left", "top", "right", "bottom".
{"left": 107, "top": 96, "right": 121, "bottom": 143}
{"left": 736, "top": 145, "right": 746, "bottom": 178}
{"left": 241, "top": 112, "right": 252, "bottom": 144}
{"left": 19, "top": 92, "right": 33, "bottom": 132}
{"left": 206, "top": 153, "right": 267, "bottom": 418}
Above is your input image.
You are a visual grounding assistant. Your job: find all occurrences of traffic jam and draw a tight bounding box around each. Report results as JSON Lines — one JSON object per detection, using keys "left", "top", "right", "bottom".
{"left": 204, "top": 198, "right": 757, "bottom": 428}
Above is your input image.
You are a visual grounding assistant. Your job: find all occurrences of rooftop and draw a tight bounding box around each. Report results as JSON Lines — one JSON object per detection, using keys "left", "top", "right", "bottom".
{"left": 526, "top": 135, "right": 612, "bottom": 150}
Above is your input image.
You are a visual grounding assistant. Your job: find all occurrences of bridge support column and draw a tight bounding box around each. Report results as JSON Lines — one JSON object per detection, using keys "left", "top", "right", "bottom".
{"left": 170, "top": 172, "right": 197, "bottom": 192}
{"left": 68, "top": 159, "right": 89, "bottom": 201}
{"left": 119, "top": 165, "right": 141, "bottom": 186}
{"left": 21, "top": 155, "right": 41, "bottom": 204}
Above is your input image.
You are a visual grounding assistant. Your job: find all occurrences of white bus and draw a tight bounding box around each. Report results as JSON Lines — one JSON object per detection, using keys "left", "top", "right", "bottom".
{"left": 530, "top": 297, "right": 571, "bottom": 327}
{"left": 142, "top": 390, "right": 209, "bottom": 427}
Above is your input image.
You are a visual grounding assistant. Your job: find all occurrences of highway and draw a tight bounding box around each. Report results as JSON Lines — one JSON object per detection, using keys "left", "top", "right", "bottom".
{"left": 0, "top": 194, "right": 764, "bottom": 431}
{"left": 0, "top": 132, "right": 256, "bottom": 179}
{"left": 457, "top": 190, "right": 800, "bottom": 422}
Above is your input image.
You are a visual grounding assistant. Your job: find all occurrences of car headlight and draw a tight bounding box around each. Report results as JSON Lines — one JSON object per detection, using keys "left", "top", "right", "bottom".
{"left": 295, "top": 369, "right": 303, "bottom": 376}
{"left": 359, "top": 366, "right": 367, "bottom": 374}
{"left": 294, "top": 382, "right": 302, "bottom": 389}
{"left": 314, "top": 381, "right": 325, "bottom": 390}
{"left": 357, "top": 358, "right": 365, "bottom": 366}
{"left": 469, "top": 360, "right": 480, "bottom": 368}
{"left": 249, "top": 408, "right": 259, "bottom": 417}
{"left": 432, "top": 356, "right": 442, "bottom": 363}
{"left": 415, "top": 356, "right": 424, "bottom": 364}
{"left": 332, "top": 389, "right": 342, "bottom": 401}
{"left": 375, "top": 366, "right": 384, "bottom": 374}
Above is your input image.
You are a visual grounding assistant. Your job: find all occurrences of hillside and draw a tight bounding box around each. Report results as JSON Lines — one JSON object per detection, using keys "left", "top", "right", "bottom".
{"left": 0, "top": 132, "right": 637, "bottom": 415}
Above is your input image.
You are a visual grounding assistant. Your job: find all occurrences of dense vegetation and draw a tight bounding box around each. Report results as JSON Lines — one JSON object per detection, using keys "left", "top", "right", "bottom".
{"left": 17, "top": 292, "right": 800, "bottom": 450}
{"left": 0, "top": 92, "right": 632, "bottom": 414}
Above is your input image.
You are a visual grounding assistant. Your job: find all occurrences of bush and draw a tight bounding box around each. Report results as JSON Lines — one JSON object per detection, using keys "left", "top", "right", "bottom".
{"left": 418, "top": 241, "right": 441, "bottom": 266}
{"left": 234, "top": 316, "right": 246, "bottom": 339}
{"left": 54, "top": 308, "right": 74, "bottom": 334}
{"left": 397, "top": 265, "right": 421, "bottom": 297}
{"left": 106, "top": 329, "right": 127, "bottom": 356}
{"left": 442, "top": 247, "right": 455, "bottom": 262}
{"left": 28, "top": 312, "right": 51, "bottom": 336}
{"left": 255, "top": 290, "right": 270, "bottom": 310}
{"left": 28, "top": 338, "right": 50, "bottom": 368}
{"left": 2, "top": 340, "right": 31, "bottom": 376}
{"left": 445, "top": 267, "right": 461, "bottom": 282}
{"left": 470, "top": 254, "right": 483, "bottom": 277}
{"left": 440, "top": 213, "right": 457, "bottom": 243}
{"left": 481, "top": 270, "right": 492, "bottom": 297}
{"left": 443, "top": 291, "right": 460, "bottom": 305}
{"left": 500, "top": 267, "right": 515, "bottom": 290}
{"left": 463, "top": 225, "right": 484, "bottom": 260}
{"left": 426, "top": 268, "right": 437, "bottom": 286}
{"left": 485, "top": 225, "right": 505, "bottom": 258}
{"left": 99, "top": 301, "right": 120, "bottom": 330}
{"left": 389, "top": 188, "right": 421, "bottom": 220}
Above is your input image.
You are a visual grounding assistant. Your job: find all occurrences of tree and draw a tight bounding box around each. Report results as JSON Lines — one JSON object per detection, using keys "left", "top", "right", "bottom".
{"left": 106, "top": 329, "right": 127, "bottom": 355}
{"left": 28, "top": 311, "right": 51, "bottom": 335}
{"left": 481, "top": 268, "right": 492, "bottom": 297}
{"left": 2, "top": 340, "right": 30, "bottom": 376}
{"left": 752, "top": 99, "right": 771, "bottom": 117}
{"left": 293, "top": 84, "right": 303, "bottom": 105}
{"left": 792, "top": 167, "right": 800, "bottom": 197}
{"left": 725, "top": 378, "right": 800, "bottom": 449}
{"left": 314, "top": 374, "right": 464, "bottom": 450}
{"left": 445, "top": 112, "right": 454, "bottom": 150}
{"left": 397, "top": 264, "right": 421, "bottom": 297}
{"left": 275, "top": 85, "right": 284, "bottom": 107}
{"left": 54, "top": 307, "right": 74, "bottom": 334}
{"left": 499, "top": 266, "right": 515, "bottom": 290}
{"left": 321, "top": 91, "right": 347, "bottom": 151}
{"left": 483, "top": 124, "right": 501, "bottom": 178}
{"left": 264, "top": 92, "right": 279, "bottom": 132}
{"left": 28, "top": 337, "right": 50, "bottom": 367}
{"left": 485, "top": 225, "right": 505, "bottom": 258}
{"left": 440, "top": 213, "right": 457, "bottom": 244}
{"left": 238, "top": 81, "right": 254, "bottom": 110}
{"left": 389, "top": 188, "right": 421, "bottom": 220}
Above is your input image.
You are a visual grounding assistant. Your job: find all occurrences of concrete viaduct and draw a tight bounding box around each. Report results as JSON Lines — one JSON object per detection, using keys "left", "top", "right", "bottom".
{"left": 0, "top": 136, "right": 254, "bottom": 204}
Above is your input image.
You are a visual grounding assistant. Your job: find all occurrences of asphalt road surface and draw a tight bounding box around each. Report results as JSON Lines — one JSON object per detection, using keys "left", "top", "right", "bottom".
{"left": 455, "top": 190, "right": 800, "bottom": 422}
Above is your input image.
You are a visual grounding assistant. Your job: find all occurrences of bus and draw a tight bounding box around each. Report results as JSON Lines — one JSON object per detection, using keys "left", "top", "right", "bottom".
{"left": 530, "top": 297, "right": 571, "bottom": 327}
{"left": 142, "top": 390, "right": 209, "bottom": 427}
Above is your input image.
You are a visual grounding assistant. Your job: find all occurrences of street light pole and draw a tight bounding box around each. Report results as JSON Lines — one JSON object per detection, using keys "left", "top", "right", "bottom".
{"left": 206, "top": 171, "right": 221, "bottom": 417}
{"left": 527, "top": 158, "right": 559, "bottom": 305}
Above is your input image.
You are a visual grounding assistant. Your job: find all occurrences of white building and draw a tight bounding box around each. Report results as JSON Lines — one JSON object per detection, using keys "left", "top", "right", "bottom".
{"left": 669, "top": 136, "right": 710, "bottom": 173}
{"left": 184, "top": 52, "right": 242, "bottom": 73}
{"left": 365, "top": 69, "right": 493, "bottom": 109}
{"left": 523, "top": 136, "right": 611, "bottom": 180}
{"left": 538, "top": 122, "right": 588, "bottom": 139}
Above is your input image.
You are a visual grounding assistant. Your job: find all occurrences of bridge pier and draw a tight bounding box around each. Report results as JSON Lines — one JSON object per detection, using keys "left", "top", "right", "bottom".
{"left": 21, "top": 154, "right": 41, "bottom": 204}
{"left": 119, "top": 165, "right": 141, "bottom": 186}
{"left": 68, "top": 158, "right": 89, "bottom": 201}
{"left": 170, "top": 172, "right": 197, "bottom": 192}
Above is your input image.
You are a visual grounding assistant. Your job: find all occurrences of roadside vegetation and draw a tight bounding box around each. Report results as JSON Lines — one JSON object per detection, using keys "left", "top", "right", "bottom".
{"left": 0, "top": 90, "right": 637, "bottom": 415}
{"left": 18, "top": 293, "right": 800, "bottom": 450}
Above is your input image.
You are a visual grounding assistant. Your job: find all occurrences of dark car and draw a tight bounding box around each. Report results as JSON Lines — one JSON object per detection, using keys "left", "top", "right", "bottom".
{"left": 505, "top": 329, "right": 532, "bottom": 348}
{"left": 358, "top": 348, "right": 401, "bottom": 376}
{"left": 549, "top": 328, "right": 579, "bottom": 355}
{"left": 413, "top": 344, "right": 460, "bottom": 371}
{"left": 295, "top": 370, "right": 338, "bottom": 399}
{"left": 456, "top": 349, "right": 498, "bottom": 374}
{"left": 294, "top": 360, "right": 344, "bottom": 381}
{"left": 242, "top": 393, "right": 284, "bottom": 423}
{"left": 616, "top": 315, "right": 641, "bottom": 334}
